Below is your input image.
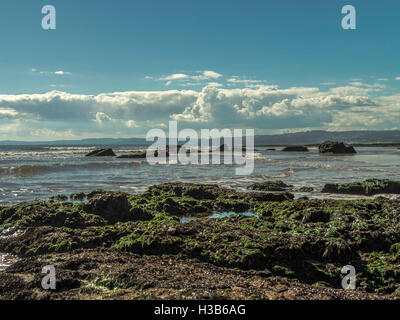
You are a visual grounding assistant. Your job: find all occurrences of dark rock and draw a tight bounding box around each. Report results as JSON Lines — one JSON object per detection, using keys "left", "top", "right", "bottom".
{"left": 322, "top": 179, "right": 400, "bottom": 195}
{"left": 69, "top": 192, "right": 85, "bottom": 201}
{"left": 182, "top": 186, "right": 217, "bottom": 200}
{"left": 85, "top": 149, "right": 116, "bottom": 157}
{"left": 49, "top": 194, "right": 68, "bottom": 201}
{"left": 282, "top": 146, "right": 308, "bottom": 152}
{"left": 247, "top": 181, "right": 292, "bottom": 191}
{"left": 162, "top": 198, "right": 183, "bottom": 215}
{"left": 319, "top": 141, "right": 356, "bottom": 154}
{"left": 302, "top": 209, "right": 330, "bottom": 223}
{"left": 116, "top": 151, "right": 146, "bottom": 159}
{"left": 298, "top": 186, "right": 314, "bottom": 192}
{"left": 247, "top": 192, "right": 294, "bottom": 202}
{"left": 83, "top": 192, "right": 153, "bottom": 223}
{"left": 322, "top": 241, "right": 352, "bottom": 262}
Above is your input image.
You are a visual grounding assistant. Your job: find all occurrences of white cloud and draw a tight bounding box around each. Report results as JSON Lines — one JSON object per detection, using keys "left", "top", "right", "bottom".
{"left": 192, "top": 70, "right": 222, "bottom": 80}
{"left": 227, "top": 78, "right": 266, "bottom": 86}
{"left": 160, "top": 73, "right": 189, "bottom": 81}
{"left": 94, "top": 112, "right": 112, "bottom": 124}
{"left": 34, "top": 69, "right": 71, "bottom": 75}
{"left": 0, "top": 83, "right": 397, "bottom": 140}
{"left": 348, "top": 82, "right": 386, "bottom": 90}
{"left": 54, "top": 71, "right": 71, "bottom": 75}
{"left": 159, "top": 70, "right": 223, "bottom": 86}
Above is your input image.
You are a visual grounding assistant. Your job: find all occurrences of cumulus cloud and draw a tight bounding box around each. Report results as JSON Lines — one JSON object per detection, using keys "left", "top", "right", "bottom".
{"left": 348, "top": 82, "right": 386, "bottom": 90}
{"left": 159, "top": 70, "right": 223, "bottom": 86}
{"left": 160, "top": 73, "right": 189, "bottom": 81}
{"left": 192, "top": 70, "right": 222, "bottom": 80}
{"left": 0, "top": 82, "right": 397, "bottom": 140}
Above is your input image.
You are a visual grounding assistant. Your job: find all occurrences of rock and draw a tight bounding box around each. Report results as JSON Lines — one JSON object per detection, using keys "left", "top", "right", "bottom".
{"left": 322, "top": 241, "right": 352, "bottom": 262}
{"left": 322, "top": 178, "right": 400, "bottom": 195}
{"left": 116, "top": 151, "right": 146, "bottom": 159}
{"left": 69, "top": 192, "right": 85, "bottom": 201}
{"left": 49, "top": 194, "right": 68, "bottom": 201}
{"left": 318, "top": 141, "right": 356, "bottom": 154}
{"left": 162, "top": 198, "right": 183, "bottom": 215}
{"left": 282, "top": 146, "right": 308, "bottom": 152}
{"left": 83, "top": 192, "right": 153, "bottom": 223}
{"left": 302, "top": 209, "right": 330, "bottom": 223}
{"left": 85, "top": 149, "right": 116, "bottom": 157}
{"left": 247, "top": 181, "right": 292, "bottom": 191}
{"left": 241, "top": 147, "right": 258, "bottom": 152}
{"left": 298, "top": 186, "right": 314, "bottom": 192}
{"left": 246, "top": 192, "right": 294, "bottom": 202}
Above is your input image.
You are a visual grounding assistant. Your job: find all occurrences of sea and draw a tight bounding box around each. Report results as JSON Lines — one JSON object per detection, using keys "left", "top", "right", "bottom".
{"left": 1, "top": 144, "right": 400, "bottom": 206}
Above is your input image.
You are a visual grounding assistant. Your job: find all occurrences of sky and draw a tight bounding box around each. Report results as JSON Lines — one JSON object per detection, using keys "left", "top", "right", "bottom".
{"left": 0, "top": 0, "right": 399, "bottom": 140}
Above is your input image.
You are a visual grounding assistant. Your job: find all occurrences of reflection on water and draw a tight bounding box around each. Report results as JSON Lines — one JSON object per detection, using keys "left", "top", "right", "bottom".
{"left": 180, "top": 211, "right": 258, "bottom": 223}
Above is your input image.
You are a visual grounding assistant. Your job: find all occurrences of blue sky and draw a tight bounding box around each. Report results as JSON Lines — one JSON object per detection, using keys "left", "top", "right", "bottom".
{"left": 0, "top": 0, "right": 399, "bottom": 140}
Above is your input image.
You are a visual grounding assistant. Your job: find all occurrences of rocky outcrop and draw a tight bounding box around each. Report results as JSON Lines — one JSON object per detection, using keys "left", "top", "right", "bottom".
{"left": 318, "top": 141, "right": 356, "bottom": 154}
{"left": 85, "top": 149, "right": 116, "bottom": 157}
{"left": 322, "top": 178, "right": 400, "bottom": 195}
{"left": 298, "top": 186, "right": 314, "bottom": 192}
{"left": 247, "top": 181, "right": 292, "bottom": 191}
{"left": 83, "top": 192, "right": 153, "bottom": 223}
{"left": 282, "top": 146, "right": 308, "bottom": 152}
{"left": 116, "top": 151, "right": 146, "bottom": 159}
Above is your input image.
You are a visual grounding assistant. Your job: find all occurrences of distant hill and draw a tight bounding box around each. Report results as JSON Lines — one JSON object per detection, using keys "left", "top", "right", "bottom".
{"left": 0, "top": 130, "right": 399, "bottom": 146}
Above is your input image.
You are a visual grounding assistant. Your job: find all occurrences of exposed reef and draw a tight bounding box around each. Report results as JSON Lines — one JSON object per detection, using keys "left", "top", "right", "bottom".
{"left": 1, "top": 181, "right": 400, "bottom": 300}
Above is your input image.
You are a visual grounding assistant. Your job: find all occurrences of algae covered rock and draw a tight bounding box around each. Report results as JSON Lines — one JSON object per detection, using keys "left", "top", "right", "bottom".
{"left": 302, "top": 208, "right": 330, "bottom": 223}
{"left": 246, "top": 191, "right": 294, "bottom": 202}
{"left": 298, "top": 186, "right": 314, "bottom": 192}
{"left": 322, "top": 179, "right": 400, "bottom": 195}
{"left": 83, "top": 191, "right": 153, "bottom": 223}
{"left": 247, "top": 181, "right": 292, "bottom": 191}
{"left": 69, "top": 192, "right": 85, "bottom": 201}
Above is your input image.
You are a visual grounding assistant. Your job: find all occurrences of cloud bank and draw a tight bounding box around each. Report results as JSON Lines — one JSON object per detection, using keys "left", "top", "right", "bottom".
{"left": 0, "top": 83, "right": 398, "bottom": 140}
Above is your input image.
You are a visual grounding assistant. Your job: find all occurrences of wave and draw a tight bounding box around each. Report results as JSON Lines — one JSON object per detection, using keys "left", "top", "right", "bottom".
{"left": 0, "top": 161, "right": 143, "bottom": 177}
{"left": 261, "top": 168, "right": 295, "bottom": 179}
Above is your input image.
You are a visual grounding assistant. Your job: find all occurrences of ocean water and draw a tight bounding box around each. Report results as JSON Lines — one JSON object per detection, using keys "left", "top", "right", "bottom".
{"left": 0, "top": 145, "right": 400, "bottom": 206}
